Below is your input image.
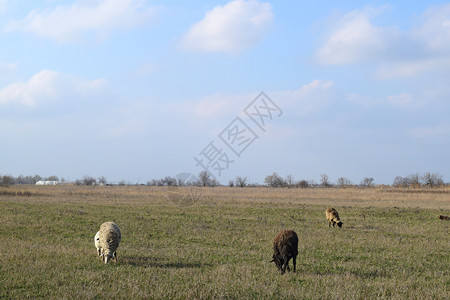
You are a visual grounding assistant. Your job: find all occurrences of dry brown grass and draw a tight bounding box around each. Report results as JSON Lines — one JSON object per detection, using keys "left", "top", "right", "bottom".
{"left": 2, "top": 185, "right": 449, "bottom": 208}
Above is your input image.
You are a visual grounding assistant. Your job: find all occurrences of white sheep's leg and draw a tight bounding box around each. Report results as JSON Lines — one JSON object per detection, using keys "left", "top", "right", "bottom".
{"left": 97, "top": 248, "right": 101, "bottom": 256}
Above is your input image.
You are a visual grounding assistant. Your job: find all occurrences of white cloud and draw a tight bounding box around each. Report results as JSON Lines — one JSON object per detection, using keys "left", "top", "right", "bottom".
{"left": 411, "top": 123, "right": 450, "bottom": 138}
{"left": 4, "top": 0, "right": 159, "bottom": 43}
{"left": 375, "top": 60, "right": 436, "bottom": 79}
{"left": 0, "top": 61, "right": 17, "bottom": 72}
{"left": 0, "top": 0, "right": 7, "bottom": 13}
{"left": 317, "top": 4, "right": 450, "bottom": 78}
{"left": 273, "top": 80, "right": 336, "bottom": 115}
{"left": 414, "top": 4, "right": 450, "bottom": 54}
{"left": 185, "top": 80, "right": 335, "bottom": 122}
{"left": 386, "top": 92, "right": 412, "bottom": 105}
{"left": 0, "top": 69, "right": 107, "bottom": 107}
{"left": 346, "top": 92, "right": 414, "bottom": 107}
{"left": 189, "top": 92, "right": 251, "bottom": 118}
{"left": 181, "top": 0, "right": 273, "bottom": 53}
{"left": 316, "top": 6, "right": 400, "bottom": 65}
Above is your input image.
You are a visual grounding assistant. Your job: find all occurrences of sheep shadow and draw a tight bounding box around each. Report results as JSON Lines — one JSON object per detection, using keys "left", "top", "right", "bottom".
{"left": 121, "top": 255, "right": 206, "bottom": 269}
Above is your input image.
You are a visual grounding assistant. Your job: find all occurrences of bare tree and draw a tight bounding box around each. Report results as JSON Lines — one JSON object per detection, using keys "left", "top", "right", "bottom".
{"left": 265, "top": 172, "right": 286, "bottom": 187}
{"left": 98, "top": 176, "right": 108, "bottom": 185}
{"left": 16, "top": 175, "right": 31, "bottom": 184}
{"left": 285, "top": 174, "right": 295, "bottom": 188}
{"left": 33, "top": 175, "right": 42, "bottom": 184}
{"left": 210, "top": 178, "right": 220, "bottom": 187}
{"left": 320, "top": 174, "right": 331, "bottom": 187}
{"left": 264, "top": 173, "right": 274, "bottom": 187}
{"left": 198, "top": 171, "right": 216, "bottom": 187}
{"left": 0, "top": 175, "right": 15, "bottom": 187}
{"left": 228, "top": 180, "right": 235, "bottom": 187}
{"left": 297, "top": 180, "right": 309, "bottom": 188}
{"left": 162, "top": 176, "right": 177, "bottom": 186}
{"left": 82, "top": 175, "right": 96, "bottom": 186}
{"left": 421, "top": 172, "right": 444, "bottom": 187}
{"left": 393, "top": 176, "right": 408, "bottom": 187}
{"left": 235, "top": 176, "right": 247, "bottom": 188}
{"left": 360, "top": 177, "right": 374, "bottom": 187}
{"left": 407, "top": 173, "right": 421, "bottom": 187}
{"left": 337, "top": 177, "right": 352, "bottom": 188}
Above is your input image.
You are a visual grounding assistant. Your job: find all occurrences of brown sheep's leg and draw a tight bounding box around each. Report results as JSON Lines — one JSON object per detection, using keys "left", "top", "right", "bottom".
{"left": 293, "top": 256, "right": 296, "bottom": 273}
{"left": 282, "top": 258, "right": 290, "bottom": 274}
{"left": 113, "top": 251, "right": 118, "bottom": 263}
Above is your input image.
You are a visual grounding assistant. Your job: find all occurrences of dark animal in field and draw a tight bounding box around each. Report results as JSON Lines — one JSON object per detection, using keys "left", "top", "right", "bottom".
{"left": 438, "top": 215, "right": 449, "bottom": 221}
{"left": 326, "top": 207, "right": 343, "bottom": 228}
{"left": 271, "top": 229, "right": 298, "bottom": 274}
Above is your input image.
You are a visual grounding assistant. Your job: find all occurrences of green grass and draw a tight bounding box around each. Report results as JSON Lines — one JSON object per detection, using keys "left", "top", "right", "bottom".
{"left": 0, "top": 186, "right": 448, "bottom": 299}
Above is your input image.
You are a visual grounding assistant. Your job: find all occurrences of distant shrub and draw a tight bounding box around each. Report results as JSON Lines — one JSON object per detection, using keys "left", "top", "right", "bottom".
{"left": 297, "top": 180, "right": 309, "bottom": 188}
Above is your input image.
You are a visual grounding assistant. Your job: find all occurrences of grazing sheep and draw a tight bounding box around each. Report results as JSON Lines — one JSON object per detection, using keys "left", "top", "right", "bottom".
{"left": 271, "top": 229, "right": 298, "bottom": 274}
{"left": 326, "top": 207, "right": 343, "bottom": 228}
{"left": 438, "top": 215, "right": 449, "bottom": 221}
{"left": 94, "top": 231, "right": 101, "bottom": 256}
{"left": 98, "top": 222, "right": 121, "bottom": 264}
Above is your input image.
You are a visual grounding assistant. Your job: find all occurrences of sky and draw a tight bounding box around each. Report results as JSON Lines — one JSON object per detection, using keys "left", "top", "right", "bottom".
{"left": 1, "top": 0, "right": 449, "bottom": 185}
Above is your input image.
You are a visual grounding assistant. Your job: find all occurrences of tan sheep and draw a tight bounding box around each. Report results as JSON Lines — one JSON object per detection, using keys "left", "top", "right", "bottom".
{"left": 326, "top": 207, "right": 343, "bottom": 228}
{"left": 98, "top": 222, "right": 121, "bottom": 264}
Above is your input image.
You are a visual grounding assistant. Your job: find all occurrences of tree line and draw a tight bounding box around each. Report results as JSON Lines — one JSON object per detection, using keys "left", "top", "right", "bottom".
{"left": 0, "top": 174, "right": 60, "bottom": 186}
{"left": 0, "top": 171, "right": 446, "bottom": 188}
{"left": 146, "top": 171, "right": 446, "bottom": 188}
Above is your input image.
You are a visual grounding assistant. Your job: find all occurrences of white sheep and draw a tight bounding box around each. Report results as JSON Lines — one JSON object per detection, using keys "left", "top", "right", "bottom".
{"left": 94, "top": 231, "right": 101, "bottom": 256}
{"left": 98, "top": 222, "right": 121, "bottom": 264}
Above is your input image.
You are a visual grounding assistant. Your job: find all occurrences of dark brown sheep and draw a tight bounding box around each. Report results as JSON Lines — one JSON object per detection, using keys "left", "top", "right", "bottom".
{"left": 438, "top": 215, "right": 449, "bottom": 221}
{"left": 271, "top": 229, "right": 298, "bottom": 274}
{"left": 326, "top": 207, "right": 343, "bottom": 228}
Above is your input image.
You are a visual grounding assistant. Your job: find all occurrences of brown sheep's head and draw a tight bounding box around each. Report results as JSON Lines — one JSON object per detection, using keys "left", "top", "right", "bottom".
{"left": 271, "top": 255, "right": 284, "bottom": 271}
{"left": 337, "top": 221, "right": 343, "bottom": 228}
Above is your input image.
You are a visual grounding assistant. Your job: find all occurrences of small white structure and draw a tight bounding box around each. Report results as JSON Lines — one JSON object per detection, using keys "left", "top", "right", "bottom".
{"left": 35, "top": 180, "right": 59, "bottom": 185}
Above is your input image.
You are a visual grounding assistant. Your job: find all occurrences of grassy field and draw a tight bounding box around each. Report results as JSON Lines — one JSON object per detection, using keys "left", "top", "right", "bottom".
{"left": 0, "top": 185, "right": 449, "bottom": 299}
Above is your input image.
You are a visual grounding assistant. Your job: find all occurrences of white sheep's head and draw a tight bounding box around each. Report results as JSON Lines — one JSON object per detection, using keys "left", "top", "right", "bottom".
{"left": 94, "top": 231, "right": 101, "bottom": 256}
{"left": 103, "top": 250, "right": 114, "bottom": 264}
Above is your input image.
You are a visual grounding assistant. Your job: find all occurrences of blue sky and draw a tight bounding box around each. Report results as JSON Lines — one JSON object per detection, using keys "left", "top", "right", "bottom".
{"left": 1, "top": 0, "right": 449, "bottom": 185}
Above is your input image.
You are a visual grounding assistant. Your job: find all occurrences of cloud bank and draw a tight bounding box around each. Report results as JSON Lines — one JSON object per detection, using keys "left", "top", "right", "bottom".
{"left": 0, "top": 69, "right": 106, "bottom": 107}
{"left": 181, "top": 0, "right": 273, "bottom": 53}
{"left": 4, "top": 0, "right": 158, "bottom": 43}
{"left": 316, "top": 4, "right": 450, "bottom": 78}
